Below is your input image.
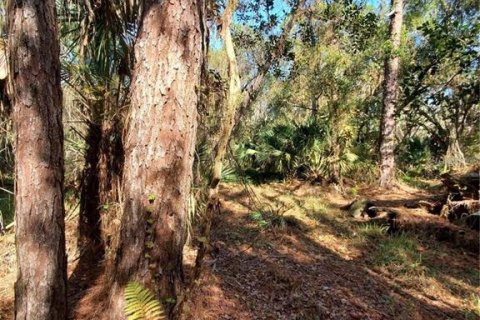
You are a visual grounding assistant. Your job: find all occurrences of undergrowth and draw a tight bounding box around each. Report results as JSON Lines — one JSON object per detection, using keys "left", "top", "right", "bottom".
{"left": 465, "top": 294, "right": 480, "bottom": 319}
{"left": 248, "top": 201, "right": 301, "bottom": 231}
{"left": 357, "top": 223, "right": 388, "bottom": 240}
{"left": 0, "top": 193, "right": 13, "bottom": 228}
{"left": 124, "top": 282, "right": 166, "bottom": 320}
{"left": 372, "top": 232, "right": 426, "bottom": 276}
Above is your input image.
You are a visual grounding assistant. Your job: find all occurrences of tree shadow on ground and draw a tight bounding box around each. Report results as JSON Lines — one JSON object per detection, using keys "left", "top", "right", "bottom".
{"left": 185, "top": 186, "right": 479, "bottom": 320}
{"left": 67, "top": 243, "right": 105, "bottom": 319}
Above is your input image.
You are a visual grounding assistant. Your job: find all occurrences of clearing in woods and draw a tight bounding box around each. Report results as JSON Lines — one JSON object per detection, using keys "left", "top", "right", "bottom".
{"left": 0, "top": 181, "right": 479, "bottom": 319}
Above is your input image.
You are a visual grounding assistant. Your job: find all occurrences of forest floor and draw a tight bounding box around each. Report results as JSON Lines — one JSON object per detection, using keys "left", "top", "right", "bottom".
{"left": 0, "top": 180, "right": 479, "bottom": 319}
{"left": 184, "top": 180, "right": 479, "bottom": 320}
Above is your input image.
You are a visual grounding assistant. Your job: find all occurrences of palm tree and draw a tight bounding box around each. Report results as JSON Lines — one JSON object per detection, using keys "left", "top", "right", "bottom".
{"left": 60, "top": 0, "right": 140, "bottom": 252}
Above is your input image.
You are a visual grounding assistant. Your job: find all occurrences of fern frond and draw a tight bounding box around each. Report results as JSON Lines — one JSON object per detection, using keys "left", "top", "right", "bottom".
{"left": 124, "top": 282, "right": 166, "bottom": 320}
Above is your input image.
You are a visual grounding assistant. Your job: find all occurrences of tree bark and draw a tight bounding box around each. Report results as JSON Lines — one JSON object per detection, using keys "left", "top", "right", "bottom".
{"left": 97, "top": 115, "right": 124, "bottom": 255}
{"left": 444, "top": 129, "right": 466, "bottom": 169}
{"left": 379, "top": 0, "right": 403, "bottom": 189}
{"left": 78, "top": 101, "right": 124, "bottom": 257}
{"left": 79, "top": 102, "right": 103, "bottom": 252}
{"left": 194, "top": 0, "right": 241, "bottom": 278}
{"left": 8, "top": 0, "right": 67, "bottom": 319}
{"left": 107, "top": 0, "right": 205, "bottom": 317}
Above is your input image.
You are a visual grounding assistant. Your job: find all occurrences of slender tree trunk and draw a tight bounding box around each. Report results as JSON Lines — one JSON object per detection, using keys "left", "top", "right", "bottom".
{"left": 79, "top": 102, "right": 103, "bottom": 252}
{"left": 444, "top": 129, "right": 466, "bottom": 169}
{"left": 97, "top": 116, "right": 124, "bottom": 255}
{"left": 331, "top": 133, "right": 341, "bottom": 184}
{"left": 379, "top": 0, "right": 403, "bottom": 189}
{"left": 9, "top": 0, "right": 67, "bottom": 319}
{"left": 78, "top": 101, "right": 124, "bottom": 257}
{"left": 194, "top": 0, "right": 241, "bottom": 278}
{"left": 232, "top": 0, "right": 305, "bottom": 132}
{"left": 212, "top": 0, "right": 241, "bottom": 189}
{"left": 107, "top": 0, "right": 205, "bottom": 317}
{"left": 195, "top": 0, "right": 305, "bottom": 279}
{"left": 329, "top": 102, "right": 341, "bottom": 184}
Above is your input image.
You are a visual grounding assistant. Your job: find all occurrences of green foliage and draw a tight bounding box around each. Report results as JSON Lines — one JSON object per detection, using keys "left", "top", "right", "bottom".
{"left": 357, "top": 223, "right": 388, "bottom": 240}
{"left": 467, "top": 294, "right": 480, "bottom": 319}
{"left": 248, "top": 204, "right": 295, "bottom": 230}
{"left": 0, "top": 191, "right": 13, "bottom": 227}
{"left": 147, "top": 194, "right": 156, "bottom": 203}
{"left": 124, "top": 282, "right": 166, "bottom": 320}
{"left": 373, "top": 233, "right": 425, "bottom": 276}
{"left": 230, "top": 0, "right": 478, "bottom": 182}
{"left": 399, "top": 172, "right": 437, "bottom": 190}
{"left": 398, "top": 4, "right": 479, "bottom": 169}
{"left": 220, "top": 161, "right": 242, "bottom": 183}
{"left": 236, "top": 118, "right": 374, "bottom": 182}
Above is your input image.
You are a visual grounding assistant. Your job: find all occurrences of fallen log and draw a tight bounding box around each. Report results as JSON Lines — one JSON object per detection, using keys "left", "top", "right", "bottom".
{"left": 441, "top": 170, "right": 479, "bottom": 199}
{"left": 466, "top": 212, "right": 480, "bottom": 231}
{"left": 437, "top": 167, "right": 480, "bottom": 230}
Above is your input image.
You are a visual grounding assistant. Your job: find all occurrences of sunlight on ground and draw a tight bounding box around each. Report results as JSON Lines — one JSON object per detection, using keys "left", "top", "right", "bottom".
{"left": 187, "top": 181, "right": 480, "bottom": 319}
{"left": 1, "top": 181, "right": 479, "bottom": 319}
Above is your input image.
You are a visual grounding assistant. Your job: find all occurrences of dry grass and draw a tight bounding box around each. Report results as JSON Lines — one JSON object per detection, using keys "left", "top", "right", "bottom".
{"left": 186, "top": 181, "right": 480, "bottom": 319}
{"left": 1, "top": 180, "right": 479, "bottom": 319}
{"left": 0, "top": 231, "right": 14, "bottom": 320}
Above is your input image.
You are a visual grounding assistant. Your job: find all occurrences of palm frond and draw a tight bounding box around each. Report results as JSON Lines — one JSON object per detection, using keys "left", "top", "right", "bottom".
{"left": 124, "top": 282, "right": 166, "bottom": 320}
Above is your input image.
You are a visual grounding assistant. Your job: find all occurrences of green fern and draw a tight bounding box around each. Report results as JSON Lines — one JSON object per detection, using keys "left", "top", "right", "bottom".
{"left": 124, "top": 282, "right": 166, "bottom": 320}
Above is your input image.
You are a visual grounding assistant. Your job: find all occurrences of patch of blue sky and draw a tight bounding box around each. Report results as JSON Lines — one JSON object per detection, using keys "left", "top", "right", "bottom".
{"left": 210, "top": 0, "right": 384, "bottom": 50}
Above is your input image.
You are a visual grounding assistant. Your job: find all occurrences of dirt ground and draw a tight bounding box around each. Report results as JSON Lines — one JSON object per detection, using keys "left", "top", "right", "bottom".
{"left": 1, "top": 180, "right": 479, "bottom": 319}
{"left": 183, "top": 181, "right": 480, "bottom": 320}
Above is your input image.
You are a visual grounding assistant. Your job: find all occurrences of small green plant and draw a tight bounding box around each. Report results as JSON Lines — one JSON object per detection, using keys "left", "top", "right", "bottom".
{"left": 249, "top": 211, "right": 271, "bottom": 228}
{"left": 0, "top": 193, "right": 14, "bottom": 227}
{"left": 248, "top": 204, "right": 295, "bottom": 230}
{"left": 468, "top": 294, "right": 480, "bottom": 319}
{"left": 148, "top": 193, "right": 156, "bottom": 203}
{"left": 373, "top": 232, "right": 425, "bottom": 276}
{"left": 399, "top": 172, "right": 433, "bottom": 189}
{"left": 124, "top": 282, "right": 166, "bottom": 320}
{"left": 348, "top": 186, "right": 359, "bottom": 197}
{"left": 357, "top": 223, "right": 388, "bottom": 240}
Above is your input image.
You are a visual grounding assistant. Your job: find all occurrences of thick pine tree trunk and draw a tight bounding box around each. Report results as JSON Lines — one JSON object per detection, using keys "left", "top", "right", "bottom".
{"left": 107, "top": 0, "right": 205, "bottom": 317}
{"left": 9, "top": 0, "right": 67, "bottom": 319}
{"left": 379, "top": 0, "right": 403, "bottom": 189}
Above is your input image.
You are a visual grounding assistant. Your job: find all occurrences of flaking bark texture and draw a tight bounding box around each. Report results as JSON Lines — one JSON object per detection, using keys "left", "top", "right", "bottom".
{"left": 379, "top": 0, "right": 403, "bottom": 189}
{"left": 107, "top": 0, "right": 205, "bottom": 318}
{"left": 8, "top": 0, "right": 67, "bottom": 319}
